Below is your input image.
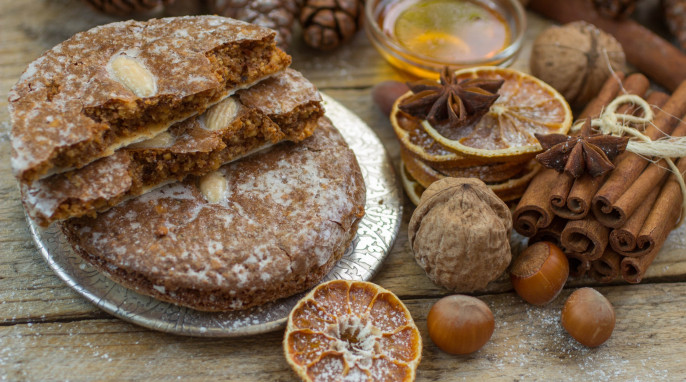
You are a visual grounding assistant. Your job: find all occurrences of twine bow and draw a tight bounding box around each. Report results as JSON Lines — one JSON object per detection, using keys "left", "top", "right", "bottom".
{"left": 571, "top": 94, "right": 686, "bottom": 225}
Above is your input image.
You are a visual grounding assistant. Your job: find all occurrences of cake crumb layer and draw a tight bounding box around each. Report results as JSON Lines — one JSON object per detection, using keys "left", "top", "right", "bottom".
{"left": 22, "top": 69, "right": 323, "bottom": 226}
{"left": 9, "top": 15, "right": 291, "bottom": 183}
{"left": 61, "top": 117, "right": 366, "bottom": 311}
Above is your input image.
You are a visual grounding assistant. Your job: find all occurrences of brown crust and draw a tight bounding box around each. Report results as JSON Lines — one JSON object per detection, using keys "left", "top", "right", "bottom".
{"left": 64, "top": 219, "right": 360, "bottom": 311}
{"left": 61, "top": 117, "right": 366, "bottom": 311}
{"left": 10, "top": 16, "right": 291, "bottom": 184}
{"left": 22, "top": 69, "right": 324, "bottom": 226}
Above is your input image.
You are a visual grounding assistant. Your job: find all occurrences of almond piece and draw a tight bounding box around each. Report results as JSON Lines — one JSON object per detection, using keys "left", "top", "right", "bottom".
{"left": 129, "top": 131, "right": 175, "bottom": 149}
{"left": 202, "top": 97, "right": 240, "bottom": 131}
{"left": 108, "top": 55, "right": 157, "bottom": 98}
{"left": 199, "top": 171, "right": 227, "bottom": 203}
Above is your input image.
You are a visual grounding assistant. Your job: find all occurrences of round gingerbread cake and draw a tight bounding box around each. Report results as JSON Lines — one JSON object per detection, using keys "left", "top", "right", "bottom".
{"left": 61, "top": 117, "right": 366, "bottom": 311}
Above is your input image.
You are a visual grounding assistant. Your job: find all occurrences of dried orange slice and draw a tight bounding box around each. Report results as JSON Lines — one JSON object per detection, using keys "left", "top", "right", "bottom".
{"left": 392, "top": 67, "right": 572, "bottom": 162}
{"left": 284, "top": 280, "right": 422, "bottom": 382}
{"left": 400, "top": 147, "right": 529, "bottom": 184}
{"left": 391, "top": 108, "right": 477, "bottom": 166}
{"left": 399, "top": 161, "right": 424, "bottom": 206}
{"left": 400, "top": 158, "right": 541, "bottom": 204}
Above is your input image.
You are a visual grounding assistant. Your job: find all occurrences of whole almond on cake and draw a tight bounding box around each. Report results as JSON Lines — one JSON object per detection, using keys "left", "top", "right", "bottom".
{"left": 9, "top": 15, "right": 291, "bottom": 184}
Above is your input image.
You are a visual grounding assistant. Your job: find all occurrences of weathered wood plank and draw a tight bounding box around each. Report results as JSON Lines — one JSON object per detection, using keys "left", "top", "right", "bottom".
{"left": 1, "top": 82, "right": 686, "bottom": 322}
{"left": 1, "top": 1, "right": 686, "bottom": 380}
{"left": 4, "top": 190, "right": 685, "bottom": 326}
{"left": 1, "top": 71, "right": 686, "bottom": 324}
{"left": 2, "top": 282, "right": 685, "bottom": 381}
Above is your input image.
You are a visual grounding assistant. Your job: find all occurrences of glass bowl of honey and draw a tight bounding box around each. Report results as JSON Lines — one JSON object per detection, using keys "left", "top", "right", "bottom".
{"left": 365, "top": 0, "right": 526, "bottom": 78}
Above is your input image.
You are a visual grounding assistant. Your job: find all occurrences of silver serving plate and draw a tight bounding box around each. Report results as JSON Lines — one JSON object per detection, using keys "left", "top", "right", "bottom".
{"left": 28, "top": 93, "right": 402, "bottom": 337}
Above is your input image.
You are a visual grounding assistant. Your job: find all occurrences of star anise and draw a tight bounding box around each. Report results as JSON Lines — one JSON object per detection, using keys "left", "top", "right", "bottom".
{"left": 535, "top": 119, "right": 629, "bottom": 178}
{"left": 397, "top": 67, "right": 504, "bottom": 127}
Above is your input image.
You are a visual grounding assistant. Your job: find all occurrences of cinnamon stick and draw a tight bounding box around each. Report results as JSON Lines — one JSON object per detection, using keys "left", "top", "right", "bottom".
{"left": 605, "top": 161, "right": 668, "bottom": 228}
{"left": 560, "top": 215, "right": 610, "bottom": 261}
{"left": 529, "top": 0, "right": 686, "bottom": 91}
{"left": 577, "top": 72, "right": 626, "bottom": 120}
{"left": 620, "top": 158, "right": 686, "bottom": 281}
{"left": 555, "top": 173, "right": 607, "bottom": 220}
{"left": 549, "top": 173, "right": 574, "bottom": 218}
{"left": 600, "top": 116, "right": 686, "bottom": 229}
{"left": 512, "top": 73, "right": 625, "bottom": 237}
{"left": 589, "top": 248, "right": 622, "bottom": 283}
{"left": 528, "top": 216, "right": 567, "bottom": 250}
{"left": 513, "top": 168, "right": 558, "bottom": 237}
{"left": 609, "top": 185, "right": 662, "bottom": 256}
{"left": 593, "top": 87, "right": 685, "bottom": 226}
{"left": 551, "top": 73, "right": 646, "bottom": 220}
{"left": 566, "top": 252, "right": 591, "bottom": 279}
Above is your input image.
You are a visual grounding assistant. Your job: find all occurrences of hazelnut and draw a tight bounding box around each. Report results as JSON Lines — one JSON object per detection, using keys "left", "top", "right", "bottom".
{"left": 510, "top": 241, "right": 569, "bottom": 306}
{"left": 530, "top": 21, "right": 625, "bottom": 108}
{"left": 427, "top": 295, "right": 494, "bottom": 355}
{"left": 408, "top": 178, "right": 512, "bottom": 292}
{"left": 561, "top": 287, "right": 615, "bottom": 348}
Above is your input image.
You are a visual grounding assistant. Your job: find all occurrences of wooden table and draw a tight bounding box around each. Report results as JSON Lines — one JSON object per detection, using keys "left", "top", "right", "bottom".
{"left": 2, "top": 1, "right": 686, "bottom": 380}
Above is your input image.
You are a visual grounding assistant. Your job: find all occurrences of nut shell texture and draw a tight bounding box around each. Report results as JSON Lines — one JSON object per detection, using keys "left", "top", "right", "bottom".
{"left": 530, "top": 21, "right": 625, "bottom": 108}
{"left": 408, "top": 178, "right": 512, "bottom": 292}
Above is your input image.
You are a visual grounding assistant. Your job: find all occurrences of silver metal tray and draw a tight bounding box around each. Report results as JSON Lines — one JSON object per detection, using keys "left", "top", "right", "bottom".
{"left": 28, "top": 93, "right": 402, "bottom": 337}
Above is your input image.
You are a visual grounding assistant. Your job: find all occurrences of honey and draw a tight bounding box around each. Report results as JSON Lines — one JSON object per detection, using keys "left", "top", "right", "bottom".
{"left": 379, "top": 0, "right": 511, "bottom": 64}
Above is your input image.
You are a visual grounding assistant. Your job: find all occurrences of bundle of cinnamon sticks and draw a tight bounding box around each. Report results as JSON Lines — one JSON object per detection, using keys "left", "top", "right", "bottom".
{"left": 514, "top": 73, "right": 686, "bottom": 284}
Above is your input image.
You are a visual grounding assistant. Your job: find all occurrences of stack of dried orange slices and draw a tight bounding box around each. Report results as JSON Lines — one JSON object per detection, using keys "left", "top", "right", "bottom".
{"left": 392, "top": 67, "right": 573, "bottom": 204}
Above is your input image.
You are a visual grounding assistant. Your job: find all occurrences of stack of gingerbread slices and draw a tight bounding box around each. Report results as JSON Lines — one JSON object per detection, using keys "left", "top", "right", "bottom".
{"left": 21, "top": 68, "right": 324, "bottom": 226}
{"left": 10, "top": 16, "right": 366, "bottom": 311}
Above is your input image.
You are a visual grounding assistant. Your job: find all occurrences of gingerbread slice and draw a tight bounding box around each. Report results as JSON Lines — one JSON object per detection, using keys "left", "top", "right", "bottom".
{"left": 61, "top": 117, "right": 366, "bottom": 311}
{"left": 9, "top": 15, "right": 291, "bottom": 183}
{"left": 22, "top": 69, "right": 323, "bottom": 227}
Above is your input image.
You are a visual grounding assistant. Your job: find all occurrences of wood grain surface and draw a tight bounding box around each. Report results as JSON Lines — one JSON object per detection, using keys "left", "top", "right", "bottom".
{"left": 1, "top": 0, "right": 686, "bottom": 380}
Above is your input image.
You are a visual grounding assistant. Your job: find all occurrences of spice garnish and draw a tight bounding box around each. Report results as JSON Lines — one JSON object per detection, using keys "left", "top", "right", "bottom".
{"left": 535, "top": 118, "right": 629, "bottom": 178}
{"left": 398, "top": 67, "right": 503, "bottom": 127}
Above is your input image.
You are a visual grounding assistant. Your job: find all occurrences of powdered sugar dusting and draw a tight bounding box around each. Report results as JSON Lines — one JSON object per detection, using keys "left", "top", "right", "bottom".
{"left": 288, "top": 281, "right": 419, "bottom": 381}
{"left": 439, "top": 292, "right": 673, "bottom": 380}
{"left": 333, "top": 315, "right": 381, "bottom": 370}
{"left": 62, "top": 119, "right": 365, "bottom": 310}
{"left": 19, "top": 68, "right": 317, "bottom": 226}
{"left": 9, "top": 15, "right": 280, "bottom": 178}
{"left": 239, "top": 68, "right": 321, "bottom": 115}
{"left": 21, "top": 153, "right": 133, "bottom": 222}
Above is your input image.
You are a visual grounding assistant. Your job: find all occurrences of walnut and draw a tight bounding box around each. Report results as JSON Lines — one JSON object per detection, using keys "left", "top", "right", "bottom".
{"left": 530, "top": 21, "right": 626, "bottom": 109}
{"left": 408, "top": 178, "right": 513, "bottom": 292}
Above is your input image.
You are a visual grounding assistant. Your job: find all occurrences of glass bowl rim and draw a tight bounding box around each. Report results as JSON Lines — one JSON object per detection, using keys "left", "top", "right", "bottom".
{"left": 364, "top": 0, "right": 528, "bottom": 68}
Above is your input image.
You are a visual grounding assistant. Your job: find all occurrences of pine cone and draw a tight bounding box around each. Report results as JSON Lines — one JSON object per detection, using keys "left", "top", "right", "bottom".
{"left": 300, "top": 0, "right": 364, "bottom": 50}
{"left": 81, "top": 0, "right": 174, "bottom": 16}
{"left": 210, "top": 0, "right": 300, "bottom": 50}
{"left": 664, "top": 0, "right": 686, "bottom": 50}
{"left": 590, "top": 0, "right": 637, "bottom": 19}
